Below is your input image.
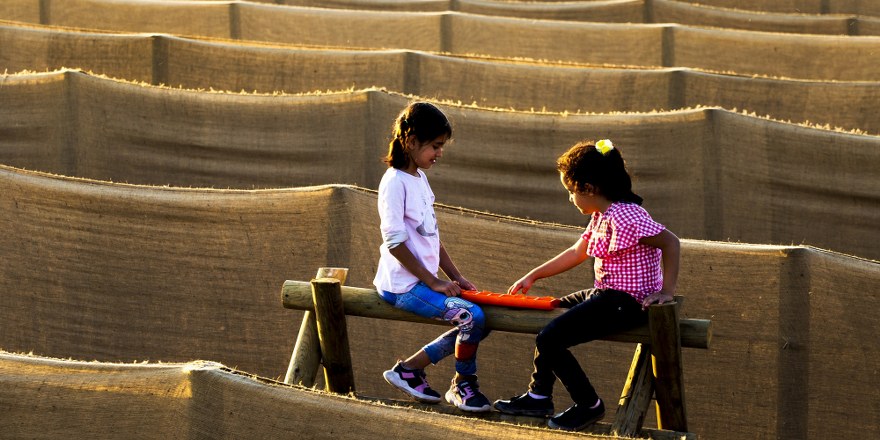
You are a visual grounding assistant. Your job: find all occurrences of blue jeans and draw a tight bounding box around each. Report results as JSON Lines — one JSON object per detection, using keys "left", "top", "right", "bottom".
{"left": 379, "top": 282, "right": 487, "bottom": 375}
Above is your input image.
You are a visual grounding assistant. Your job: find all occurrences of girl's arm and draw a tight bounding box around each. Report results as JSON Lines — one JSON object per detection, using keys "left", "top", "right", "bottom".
{"left": 389, "top": 242, "right": 463, "bottom": 297}
{"left": 508, "top": 237, "right": 589, "bottom": 294}
{"left": 439, "top": 241, "right": 477, "bottom": 291}
{"left": 638, "top": 229, "right": 680, "bottom": 308}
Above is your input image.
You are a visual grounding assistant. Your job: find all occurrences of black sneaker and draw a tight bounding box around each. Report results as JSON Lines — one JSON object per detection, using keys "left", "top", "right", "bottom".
{"left": 445, "top": 377, "right": 492, "bottom": 412}
{"left": 493, "top": 392, "right": 554, "bottom": 417}
{"left": 382, "top": 362, "right": 442, "bottom": 403}
{"left": 547, "top": 400, "right": 605, "bottom": 431}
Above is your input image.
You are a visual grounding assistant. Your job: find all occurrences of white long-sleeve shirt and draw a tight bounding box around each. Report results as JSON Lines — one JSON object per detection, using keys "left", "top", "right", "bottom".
{"left": 373, "top": 167, "right": 441, "bottom": 293}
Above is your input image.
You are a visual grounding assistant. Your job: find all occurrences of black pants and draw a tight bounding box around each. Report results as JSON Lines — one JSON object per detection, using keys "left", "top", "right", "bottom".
{"left": 528, "top": 288, "right": 647, "bottom": 405}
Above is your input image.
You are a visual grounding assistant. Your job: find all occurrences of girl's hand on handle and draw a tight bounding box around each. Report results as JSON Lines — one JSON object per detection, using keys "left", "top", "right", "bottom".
{"left": 508, "top": 238, "right": 586, "bottom": 295}
{"left": 508, "top": 275, "right": 535, "bottom": 295}
{"left": 429, "top": 278, "right": 462, "bottom": 297}
{"left": 641, "top": 290, "right": 674, "bottom": 310}
{"left": 453, "top": 277, "right": 477, "bottom": 292}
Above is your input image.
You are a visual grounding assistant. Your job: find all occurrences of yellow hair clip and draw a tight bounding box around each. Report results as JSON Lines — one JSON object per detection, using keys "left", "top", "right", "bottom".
{"left": 596, "top": 139, "right": 614, "bottom": 155}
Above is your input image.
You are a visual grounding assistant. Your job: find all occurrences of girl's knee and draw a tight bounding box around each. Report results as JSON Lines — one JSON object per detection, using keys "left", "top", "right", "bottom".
{"left": 535, "top": 327, "right": 562, "bottom": 351}
{"left": 469, "top": 304, "right": 486, "bottom": 327}
{"left": 442, "top": 297, "right": 485, "bottom": 330}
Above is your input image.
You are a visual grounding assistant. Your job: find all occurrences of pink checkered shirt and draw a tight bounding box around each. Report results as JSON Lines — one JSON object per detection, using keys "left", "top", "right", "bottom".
{"left": 581, "top": 202, "right": 665, "bottom": 302}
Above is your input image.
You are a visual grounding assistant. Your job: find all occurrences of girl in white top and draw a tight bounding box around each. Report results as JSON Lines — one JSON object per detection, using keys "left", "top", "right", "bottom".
{"left": 374, "top": 102, "right": 491, "bottom": 412}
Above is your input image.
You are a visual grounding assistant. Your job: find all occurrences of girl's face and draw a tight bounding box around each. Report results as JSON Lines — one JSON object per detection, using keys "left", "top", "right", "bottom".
{"left": 561, "top": 173, "right": 606, "bottom": 215}
{"left": 405, "top": 134, "right": 447, "bottom": 173}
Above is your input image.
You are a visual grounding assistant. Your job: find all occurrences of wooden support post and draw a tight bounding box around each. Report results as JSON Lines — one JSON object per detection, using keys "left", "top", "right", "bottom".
{"left": 284, "top": 268, "right": 348, "bottom": 386}
{"left": 649, "top": 301, "right": 688, "bottom": 432}
{"left": 611, "top": 342, "right": 655, "bottom": 437}
{"left": 284, "top": 308, "right": 321, "bottom": 386}
{"left": 311, "top": 277, "right": 355, "bottom": 394}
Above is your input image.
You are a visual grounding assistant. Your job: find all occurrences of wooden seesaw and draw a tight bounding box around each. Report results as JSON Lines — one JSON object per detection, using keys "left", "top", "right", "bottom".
{"left": 280, "top": 268, "right": 711, "bottom": 439}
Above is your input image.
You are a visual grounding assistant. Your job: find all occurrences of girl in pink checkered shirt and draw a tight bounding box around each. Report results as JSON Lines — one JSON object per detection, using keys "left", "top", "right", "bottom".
{"left": 493, "top": 139, "right": 681, "bottom": 432}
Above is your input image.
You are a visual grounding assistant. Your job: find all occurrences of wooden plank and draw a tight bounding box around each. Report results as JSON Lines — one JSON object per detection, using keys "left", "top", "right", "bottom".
{"left": 311, "top": 277, "right": 355, "bottom": 394}
{"left": 649, "top": 301, "right": 688, "bottom": 432}
{"left": 281, "top": 280, "right": 711, "bottom": 349}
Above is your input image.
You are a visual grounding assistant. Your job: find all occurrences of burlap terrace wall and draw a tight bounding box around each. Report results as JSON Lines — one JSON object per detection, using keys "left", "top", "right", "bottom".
{"left": 1, "top": 71, "right": 878, "bottom": 260}
{"left": 650, "top": 0, "right": 880, "bottom": 35}
{"left": 0, "top": 171, "right": 877, "bottom": 439}
{"left": 223, "top": 0, "right": 880, "bottom": 35}
{"left": 119, "top": 0, "right": 880, "bottom": 17}
{"left": 3, "top": 23, "right": 880, "bottom": 134}
{"left": 0, "top": 353, "right": 593, "bottom": 439}
{"left": 673, "top": 0, "right": 880, "bottom": 16}
{"left": 2, "top": 1, "right": 880, "bottom": 80}
{"left": 8, "top": 0, "right": 880, "bottom": 35}
{"left": 0, "top": 2, "right": 875, "bottom": 440}
{"left": 278, "top": 0, "right": 648, "bottom": 23}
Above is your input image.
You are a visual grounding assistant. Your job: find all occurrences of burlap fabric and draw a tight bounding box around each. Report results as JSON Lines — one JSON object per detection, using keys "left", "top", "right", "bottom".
{"left": 670, "top": 0, "right": 880, "bottom": 15}
{"left": 2, "top": 1, "right": 880, "bottom": 79}
{"left": 1, "top": 1, "right": 878, "bottom": 439}
{"left": 9, "top": 0, "right": 879, "bottom": 34}
{"left": 0, "top": 171, "right": 877, "bottom": 439}
{"left": 215, "top": 0, "right": 880, "bottom": 34}
{"left": 1, "top": 72, "right": 877, "bottom": 260}
{"left": 0, "top": 352, "right": 595, "bottom": 439}
{"left": 2, "top": 22, "right": 880, "bottom": 134}
{"left": 651, "top": 0, "right": 880, "bottom": 35}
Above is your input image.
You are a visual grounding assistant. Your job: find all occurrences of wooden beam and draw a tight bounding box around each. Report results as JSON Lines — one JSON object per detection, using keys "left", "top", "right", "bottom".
{"left": 281, "top": 280, "right": 711, "bottom": 349}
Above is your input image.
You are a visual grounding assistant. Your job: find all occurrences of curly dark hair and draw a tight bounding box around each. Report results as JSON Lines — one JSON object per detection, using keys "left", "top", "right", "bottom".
{"left": 556, "top": 140, "right": 643, "bottom": 205}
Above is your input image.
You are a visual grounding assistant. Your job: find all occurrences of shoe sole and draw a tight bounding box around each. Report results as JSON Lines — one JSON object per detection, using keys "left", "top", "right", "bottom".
{"left": 547, "top": 411, "right": 605, "bottom": 431}
{"left": 445, "top": 390, "right": 492, "bottom": 412}
{"left": 493, "top": 403, "right": 554, "bottom": 418}
{"left": 383, "top": 370, "right": 441, "bottom": 404}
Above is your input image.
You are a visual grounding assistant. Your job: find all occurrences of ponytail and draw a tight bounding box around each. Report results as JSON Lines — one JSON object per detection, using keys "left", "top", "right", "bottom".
{"left": 386, "top": 137, "right": 409, "bottom": 169}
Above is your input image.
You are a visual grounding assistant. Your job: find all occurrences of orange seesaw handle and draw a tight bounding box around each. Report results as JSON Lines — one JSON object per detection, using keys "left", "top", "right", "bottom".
{"left": 459, "top": 290, "right": 560, "bottom": 310}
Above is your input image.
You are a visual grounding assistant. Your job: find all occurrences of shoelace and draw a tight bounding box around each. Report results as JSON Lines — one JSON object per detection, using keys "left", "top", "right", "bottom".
{"left": 458, "top": 382, "right": 477, "bottom": 399}
{"left": 417, "top": 370, "right": 431, "bottom": 388}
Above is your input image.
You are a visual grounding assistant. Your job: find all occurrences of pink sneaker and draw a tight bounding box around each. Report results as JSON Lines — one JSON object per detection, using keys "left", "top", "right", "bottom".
{"left": 383, "top": 362, "right": 441, "bottom": 403}
{"left": 445, "top": 377, "right": 491, "bottom": 412}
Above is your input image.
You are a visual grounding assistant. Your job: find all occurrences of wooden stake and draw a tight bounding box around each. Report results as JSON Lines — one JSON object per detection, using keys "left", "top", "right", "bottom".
{"left": 311, "top": 277, "right": 355, "bottom": 394}
{"left": 649, "top": 301, "right": 688, "bottom": 432}
{"left": 612, "top": 342, "right": 655, "bottom": 437}
{"left": 284, "top": 268, "right": 348, "bottom": 386}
